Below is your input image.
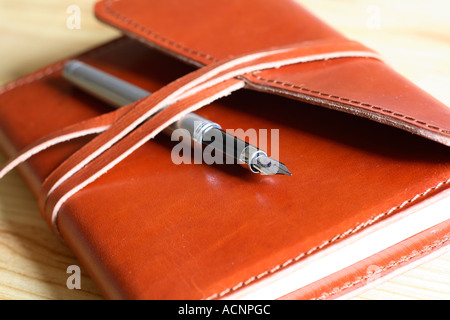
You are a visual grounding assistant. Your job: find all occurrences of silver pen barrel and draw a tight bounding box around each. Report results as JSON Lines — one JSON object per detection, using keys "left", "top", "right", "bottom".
{"left": 63, "top": 60, "right": 291, "bottom": 175}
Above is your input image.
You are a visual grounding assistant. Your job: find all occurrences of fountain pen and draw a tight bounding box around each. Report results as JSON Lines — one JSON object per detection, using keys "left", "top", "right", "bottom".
{"left": 62, "top": 60, "right": 291, "bottom": 176}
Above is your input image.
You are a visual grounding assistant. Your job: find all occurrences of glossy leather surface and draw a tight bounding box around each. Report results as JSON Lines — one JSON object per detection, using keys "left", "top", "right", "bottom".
{"left": 0, "top": 38, "right": 449, "bottom": 299}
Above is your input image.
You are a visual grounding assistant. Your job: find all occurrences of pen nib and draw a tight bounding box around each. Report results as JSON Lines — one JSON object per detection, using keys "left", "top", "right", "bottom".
{"left": 275, "top": 162, "right": 292, "bottom": 176}
{"left": 252, "top": 156, "right": 292, "bottom": 176}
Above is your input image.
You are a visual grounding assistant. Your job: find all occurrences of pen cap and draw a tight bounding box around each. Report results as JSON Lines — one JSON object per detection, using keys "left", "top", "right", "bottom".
{"left": 63, "top": 60, "right": 150, "bottom": 108}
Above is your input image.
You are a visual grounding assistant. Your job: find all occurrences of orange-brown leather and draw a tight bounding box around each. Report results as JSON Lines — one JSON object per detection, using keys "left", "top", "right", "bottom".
{"left": 0, "top": 0, "right": 449, "bottom": 300}
{"left": 29, "top": 39, "right": 379, "bottom": 235}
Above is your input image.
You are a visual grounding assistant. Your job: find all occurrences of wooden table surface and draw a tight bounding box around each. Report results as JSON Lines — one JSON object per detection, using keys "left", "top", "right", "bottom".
{"left": 0, "top": 0, "right": 449, "bottom": 300}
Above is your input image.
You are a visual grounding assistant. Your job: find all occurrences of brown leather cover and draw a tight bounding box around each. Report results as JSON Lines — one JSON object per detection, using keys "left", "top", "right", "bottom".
{"left": 0, "top": 0, "right": 449, "bottom": 299}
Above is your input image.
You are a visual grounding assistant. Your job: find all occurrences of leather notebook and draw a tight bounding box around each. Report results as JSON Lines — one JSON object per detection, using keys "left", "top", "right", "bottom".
{"left": 0, "top": 0, "right": 449, "bottom": 300}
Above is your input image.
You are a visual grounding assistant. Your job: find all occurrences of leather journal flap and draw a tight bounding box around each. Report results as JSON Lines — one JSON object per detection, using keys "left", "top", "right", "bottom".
{"left": 95, "top": 0, "right": 450, "bottom": 146}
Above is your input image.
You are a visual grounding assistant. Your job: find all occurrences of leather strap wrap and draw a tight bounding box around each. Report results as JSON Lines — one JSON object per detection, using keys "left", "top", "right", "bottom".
{"left": 0, "top": 39, "right": 382, "bottom": 237}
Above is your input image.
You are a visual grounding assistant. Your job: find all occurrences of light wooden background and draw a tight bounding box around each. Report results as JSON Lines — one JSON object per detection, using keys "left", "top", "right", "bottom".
{"left": 0, "top": 0, "right": 449, "bottom": 300}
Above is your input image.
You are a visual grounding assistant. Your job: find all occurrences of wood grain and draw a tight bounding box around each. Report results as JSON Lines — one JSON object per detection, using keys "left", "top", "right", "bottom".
{"left": 0, "top": 0, "right": 448, "bottom": 300}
